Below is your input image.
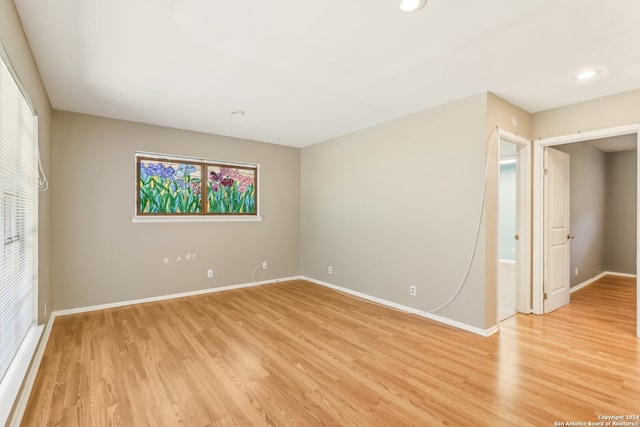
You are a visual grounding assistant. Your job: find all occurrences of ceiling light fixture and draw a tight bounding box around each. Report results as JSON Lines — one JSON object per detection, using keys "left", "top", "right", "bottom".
{"left": 399, "top": 0, "right": 427, "bottom": 13}
{"left": 576, "top": 69, "right": 600, "bottom": 80}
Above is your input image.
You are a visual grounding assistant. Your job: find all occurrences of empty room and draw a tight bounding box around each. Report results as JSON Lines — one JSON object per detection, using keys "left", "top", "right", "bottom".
{"left": 2, "top": 1, "right": 639, "bottom": 426}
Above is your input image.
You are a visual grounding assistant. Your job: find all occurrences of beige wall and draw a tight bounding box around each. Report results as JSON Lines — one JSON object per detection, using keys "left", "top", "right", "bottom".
{"left": 0, "top": 0, "right": 52, "bottom": 324}
{"left": 301, "top": 94, "right": 490, "bottom": 329}
{"left": 52, "top": 111, "right": 300, "bottom": 310}
{"left": 532, "top": 89, "right": 640, "bottom": 138}
{"left": 487, "top": 93, "right": 533, "bottom": 140}
{"left": 605, "top": 150, "right": 637, "bottom": 274}
{"left": 52, "top": 91, "right": 536, "bottom": 331}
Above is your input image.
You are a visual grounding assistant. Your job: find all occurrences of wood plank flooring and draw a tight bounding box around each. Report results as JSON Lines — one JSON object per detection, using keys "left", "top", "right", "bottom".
{"left": 22, "top": 276, "right": 639, "bottom": 426}
{"left": 498, "top": 260, "right": 516, "bottom": 321}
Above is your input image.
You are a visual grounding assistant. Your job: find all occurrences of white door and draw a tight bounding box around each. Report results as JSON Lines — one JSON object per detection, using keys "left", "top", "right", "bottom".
{"left": 543, "top": 147, "right": 571, "bottom": 313}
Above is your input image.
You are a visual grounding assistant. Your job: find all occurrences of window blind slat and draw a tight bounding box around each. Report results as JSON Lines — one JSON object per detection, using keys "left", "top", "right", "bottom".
{"left": 0, "top": 56, "right": 37, "bottom": 382}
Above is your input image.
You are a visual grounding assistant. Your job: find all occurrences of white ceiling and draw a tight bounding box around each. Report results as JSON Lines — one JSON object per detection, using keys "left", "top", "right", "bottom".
{"left": 13, "top": 0, "right": 640, "bottom": 147}
{"left": 589, "top": 134, "right": 637, "bottom": 153}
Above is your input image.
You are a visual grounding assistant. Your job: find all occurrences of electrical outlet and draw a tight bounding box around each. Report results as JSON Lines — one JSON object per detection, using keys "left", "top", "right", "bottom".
{"left": 410, "top": 285, "right": 416, "bottom": 296}
{"left": 328, "top": 266, "right": 333, "bottom": 274}
{"left": 575, "top": 267, "right": 578, "bottom": 276}
{"left": 207, "top": 269, "right": 213, "bottom": 278}
{"left": 262, "top": 261, "right": 268, "bottom": 269}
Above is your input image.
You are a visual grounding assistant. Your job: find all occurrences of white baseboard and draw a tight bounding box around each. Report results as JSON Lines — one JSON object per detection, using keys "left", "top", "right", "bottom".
{"left": 300, "top": 276, "right": 498, "bottom": 337}
{"left": 604, "top": 271, "right": 637, "bottom": 279}
{"left": 570, "top": 271, "right": 637, "bottom": 294}
{"left": 53, "top": 276, "right": 300, "bottom": 317}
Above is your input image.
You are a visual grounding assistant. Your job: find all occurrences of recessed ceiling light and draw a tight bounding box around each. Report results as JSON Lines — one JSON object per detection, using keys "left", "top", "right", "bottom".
{"left": 399, "top": 0, "right": 427, "bottom": 13}
{"left": 231, "top": 110, "right": 245, "bottom": 115}
{"left": 576, "top": 69, "right": 600, "bottom": 80}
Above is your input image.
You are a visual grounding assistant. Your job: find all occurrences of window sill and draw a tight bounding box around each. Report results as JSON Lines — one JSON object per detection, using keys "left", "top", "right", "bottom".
{"left": 0, "top": 324, "right": 44, "bottom": 426}
{"left": 132, "top": 215, "right": 262, "bottom": 223}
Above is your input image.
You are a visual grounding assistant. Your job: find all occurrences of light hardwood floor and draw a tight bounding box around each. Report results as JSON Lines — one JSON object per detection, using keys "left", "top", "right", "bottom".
{"left": 498, "top": 260, "right": 516, "bottom": 321}
{"left": 22, "top": 276, "right": 638, "bottom": 426}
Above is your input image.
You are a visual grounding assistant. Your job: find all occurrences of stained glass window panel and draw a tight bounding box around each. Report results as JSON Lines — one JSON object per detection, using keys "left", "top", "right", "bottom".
{"left": 138, "top": 159, "right": 203, "bottom": 214}
{"left": 206, "top": 164, "right": 257, "bottom": 214}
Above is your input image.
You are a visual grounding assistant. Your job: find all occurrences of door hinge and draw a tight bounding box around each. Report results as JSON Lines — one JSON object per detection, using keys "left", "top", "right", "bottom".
{"left": 514, "top": 234, "right": 519, "bottom": 240}
{"left": 543, "top": 168, "right": 549, "bottom": 176}
{"left": 543, "top": 292, "right": 548, "bottom": 300}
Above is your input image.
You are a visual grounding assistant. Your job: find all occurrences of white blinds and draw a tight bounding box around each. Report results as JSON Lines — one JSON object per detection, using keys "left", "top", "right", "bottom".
{"left": 0, "top": 56, "right": 38, "bottom": 382}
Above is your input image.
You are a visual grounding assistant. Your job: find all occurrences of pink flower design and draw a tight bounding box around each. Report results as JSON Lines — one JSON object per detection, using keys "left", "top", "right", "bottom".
{"left": 190, "top": 182, "right": 201, "bottom": 195}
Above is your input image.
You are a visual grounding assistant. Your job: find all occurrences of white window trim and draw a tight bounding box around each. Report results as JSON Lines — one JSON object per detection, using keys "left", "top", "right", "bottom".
{"left": 132, "top": 215, "right": 262, "bottom": 223}
{"left": 133, "top": 151, "right": 261, "bottom": 222}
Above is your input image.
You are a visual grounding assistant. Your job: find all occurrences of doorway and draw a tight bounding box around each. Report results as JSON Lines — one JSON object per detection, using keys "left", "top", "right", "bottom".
{"left": 532, "top": 124, "right": 640, "bottom": 337}
{"left": 498, "top": 140, "right": 518, "bottom": 320}
{"left": 497, "top": 129, "right": 531, "bottom": 321}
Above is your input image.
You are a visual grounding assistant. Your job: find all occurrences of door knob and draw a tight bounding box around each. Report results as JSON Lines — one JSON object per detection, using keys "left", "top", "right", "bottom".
{"left": 567, "top": 234, "right": 575, "bottom": 240}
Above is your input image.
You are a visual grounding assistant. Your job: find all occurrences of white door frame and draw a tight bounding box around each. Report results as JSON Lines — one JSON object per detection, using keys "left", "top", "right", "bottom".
{"left": 498, "top": 129, "right": 531, "bottom": 315}
{"left": 532, "top": 124, "right": 640, "bottom": 337}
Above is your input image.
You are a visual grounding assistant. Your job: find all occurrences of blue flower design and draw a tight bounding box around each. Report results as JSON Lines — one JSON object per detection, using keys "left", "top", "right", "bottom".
{"left": 147, "top": 163, "right": 162, "bottom": 176}
{"left": 179, "top": 164, "right": 197, "bottom": 174}
{"left": 161, "top": 166, "right": 175, "bottom": 179}
{"left": 175, "top": 179, "right": 189, "bottom": 190}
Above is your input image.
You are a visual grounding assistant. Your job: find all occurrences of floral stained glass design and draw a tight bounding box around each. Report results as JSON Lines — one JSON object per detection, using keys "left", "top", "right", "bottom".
{"left": 137, "top": 156, "right": 258, "bottom": 216}
{"left": 139, "top": 160, "right": 202, "bottom": 214}
{"left": 207, "top": 165, "right": 256, "bottom": 214}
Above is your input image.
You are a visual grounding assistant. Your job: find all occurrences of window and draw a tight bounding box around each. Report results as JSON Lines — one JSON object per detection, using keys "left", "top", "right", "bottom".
{"left": 0, "top": 51, "right": 38, "bottom": 383}
{"left": 136, "top": 153, "right": 259, "bottom": 218}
